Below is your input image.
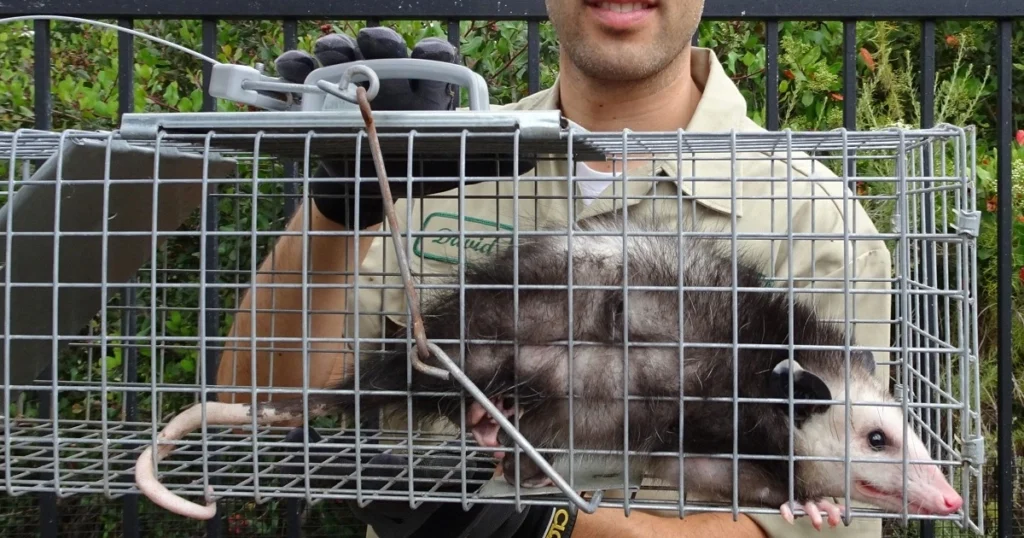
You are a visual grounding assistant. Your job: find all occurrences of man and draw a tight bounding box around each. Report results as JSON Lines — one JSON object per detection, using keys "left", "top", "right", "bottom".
{"left": 216, "top": 1, "right": 893, "bottom": 536}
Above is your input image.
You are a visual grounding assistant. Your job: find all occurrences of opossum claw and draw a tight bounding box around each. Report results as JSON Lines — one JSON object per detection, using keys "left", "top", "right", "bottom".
{"left": 815, "top": 499, "right": 845, "bottom": 528}
{"left": 780, "top": 502, "right": 796, "bottom": 524}
{"left": 804, "top": 500, "right": 825, "bottom": 530}
{"left": 779, "top": 499, "right": 844, "bottom": 530}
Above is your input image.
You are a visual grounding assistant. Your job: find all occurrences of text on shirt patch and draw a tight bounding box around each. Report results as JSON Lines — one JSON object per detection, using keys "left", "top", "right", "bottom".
{"left": 411, "top": 212, "right": 514, "bottom": 265}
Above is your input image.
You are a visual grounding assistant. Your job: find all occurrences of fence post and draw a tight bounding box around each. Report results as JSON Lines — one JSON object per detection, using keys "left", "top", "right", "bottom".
{"left": 995, "top": 18, "right": 1016, "bottom": 538}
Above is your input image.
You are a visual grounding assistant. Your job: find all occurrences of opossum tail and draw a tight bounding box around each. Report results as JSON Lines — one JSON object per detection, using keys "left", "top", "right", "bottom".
{"left": 133, "top": 344, "right": 473, "bottom": 520}
{"left": 133, "top": 395, "right": 335, "bottom": 520}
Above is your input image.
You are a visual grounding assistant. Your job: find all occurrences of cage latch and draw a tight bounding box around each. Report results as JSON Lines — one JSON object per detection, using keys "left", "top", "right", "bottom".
{"left": 892, "top": 382, "right": 908, "bottom": 403}
{"left": 952, "top": 210, "right": 981, "bottom": 238}
{"left": 963, "top": 436, "right": 986, "bottom": 467}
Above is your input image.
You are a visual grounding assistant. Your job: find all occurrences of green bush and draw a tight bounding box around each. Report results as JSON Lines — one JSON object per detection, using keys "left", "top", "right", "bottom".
{"left": 0, "top": 16, "right": 1020, "bottom": 537}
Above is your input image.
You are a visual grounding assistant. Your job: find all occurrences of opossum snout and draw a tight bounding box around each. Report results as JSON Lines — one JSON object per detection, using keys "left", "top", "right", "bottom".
{"left": 910, "top": 464, "right": 963, "bottom": 516}
{"left": 852, "top": 462, "right": 963, "bottom": 516}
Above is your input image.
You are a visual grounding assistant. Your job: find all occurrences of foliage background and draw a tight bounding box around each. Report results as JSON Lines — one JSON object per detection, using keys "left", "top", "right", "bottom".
{"left": 0, "top": 16, "right": 1021, "bottom": 537}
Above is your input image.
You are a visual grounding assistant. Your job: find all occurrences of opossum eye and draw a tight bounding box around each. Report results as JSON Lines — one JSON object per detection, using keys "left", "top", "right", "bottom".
{"left": 868, "top": 430, "right": 887, "bottom": 451}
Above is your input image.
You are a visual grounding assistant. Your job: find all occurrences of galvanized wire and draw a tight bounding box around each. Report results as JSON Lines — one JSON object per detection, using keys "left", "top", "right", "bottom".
{"left": 0, "top": 121, "right": 985, "bottom": 531}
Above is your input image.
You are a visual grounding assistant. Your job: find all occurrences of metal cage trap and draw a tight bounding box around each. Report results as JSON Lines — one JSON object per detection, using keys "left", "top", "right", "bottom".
{"left": 0, "top": 42, "right": 986, "bottom": 534}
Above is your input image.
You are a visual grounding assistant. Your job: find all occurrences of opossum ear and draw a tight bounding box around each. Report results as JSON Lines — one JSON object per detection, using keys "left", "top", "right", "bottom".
{"left": 771, "top": 359, "right": 832, "bottom": 424}
{"left": 849, "top": 349, "right": 876, "bottom": 376}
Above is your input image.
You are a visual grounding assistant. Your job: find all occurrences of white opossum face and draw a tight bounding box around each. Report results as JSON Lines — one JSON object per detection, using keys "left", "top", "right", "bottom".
{"left": 773, "top": 357, "right": 964, "bottom": 517}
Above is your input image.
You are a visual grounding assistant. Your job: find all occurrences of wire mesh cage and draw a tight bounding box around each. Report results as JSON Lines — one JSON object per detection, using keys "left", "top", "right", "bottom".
{"left": 0, "top": 59, "right": 986, "bottom": 535}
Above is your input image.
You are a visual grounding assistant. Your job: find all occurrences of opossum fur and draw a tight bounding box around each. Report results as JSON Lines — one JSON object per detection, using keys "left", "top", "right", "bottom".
{"left": 135, "top": 211, "right": 962, "bottom": 525}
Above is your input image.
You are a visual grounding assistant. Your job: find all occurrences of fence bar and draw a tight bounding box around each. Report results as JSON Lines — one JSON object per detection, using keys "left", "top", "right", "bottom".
{"left": 764, "top": 20, "right": 779, "bottom": 130}
{"left": 447, "top": 20, "right": 462, "bottom": 109}
{"left": 919, "top": 21, "right": 936, "bottom": 130}
{"left": 201, "top": 19, "right": 224, "bottom": 538}
{"left": 528, "top": 20, "right": 541, "bottom": 95}
{"left": 116, "top": 16, "right": 143, "bottom": 538}
{"left": 278, "top": 18, "right": 304, "bottom": 537}
{"left": 32, "top": 19, "right": 58, "bottom": 538}
{"left": 282, "top": 19, "right": 299, "bottom": 216}
{"left": 33, "top": 20, "right": 52, "bottom": 131}
{"left": 916, "top": 19, "right": 938, "bottom": 538}
{"left": 1, "top": 0, "right": 1022, "bottom": 19}
{"left": 995, "top": 19, "right": 1016, "bottom": 538}
{"left": 842, "top": 20, "right": 857, "bottom": 191}
{"left": 842, "top": 20, "right": 857, "bottom": 131}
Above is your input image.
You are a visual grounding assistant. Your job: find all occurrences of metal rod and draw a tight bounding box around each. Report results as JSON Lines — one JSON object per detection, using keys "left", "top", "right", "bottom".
{"left": 447, "top": 19, "right": 462, "bottom": 107}
{"left": 354, "top": 85, "right": 445, "bottom": 379}
{"left": 118, "top": 19, "right": 141, "bottom": 538}
{"left": 995, "top": 19, "right": 1015, "bottom": 538}
{"left": 765, "top": 20, "right": 779, "bottom": 131}
{"left": 916, "top": 19, "right": 937, "bottom": 538}
{"left": 528, "top": 20, "right": 541, "bottom": 95}
{"left": 32, "top": 18, "right": 59, "bottom": 538}
{"left": 200, "top": 18, "right": 225, "bottom": 538}
{"left": 282, "top": 18, "right": 299, "bottom": 217}
{"left": 843, "top": 20, "right": 858, "bottom": 192}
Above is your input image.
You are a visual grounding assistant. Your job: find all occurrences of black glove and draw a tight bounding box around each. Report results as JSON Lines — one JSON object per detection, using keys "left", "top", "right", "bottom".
{"left": 273, "top": 26, "right": 536, "bottom": 230}
{"left": 279, "top": 425, "right": 577, "bottom": 538}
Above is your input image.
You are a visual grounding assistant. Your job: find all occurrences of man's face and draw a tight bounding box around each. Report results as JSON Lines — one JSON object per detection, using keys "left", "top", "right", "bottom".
{"left": 546, "top": 0, "right": 704, "bottom": 82}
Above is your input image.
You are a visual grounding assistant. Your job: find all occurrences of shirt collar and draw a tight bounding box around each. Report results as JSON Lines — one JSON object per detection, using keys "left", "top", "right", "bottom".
{"left": 518, "top": 47, "right": 752, "bottom": 217}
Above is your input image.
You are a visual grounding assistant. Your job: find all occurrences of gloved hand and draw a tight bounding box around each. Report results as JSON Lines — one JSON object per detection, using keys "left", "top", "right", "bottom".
{"left": 272, "top": 26, "right": 535, "bottom": 230}
{"left": 280, "top": 425, "right": 577, "bottom": 538}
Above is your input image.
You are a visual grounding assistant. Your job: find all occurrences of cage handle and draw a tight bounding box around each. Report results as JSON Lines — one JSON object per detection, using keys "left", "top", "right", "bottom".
{"left": 211, "top": 58, "right": 491, "bottom": 112}
{"left": 306, "top": 58, "right": 491, "bottom": 112}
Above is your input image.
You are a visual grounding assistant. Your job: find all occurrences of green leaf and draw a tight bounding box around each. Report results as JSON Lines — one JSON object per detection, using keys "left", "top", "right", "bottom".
{"left": 802, "top": 90, "right": 815, "bottom": 107}
{"left": 800, "top": 45, "right": 822, "bottom": 67}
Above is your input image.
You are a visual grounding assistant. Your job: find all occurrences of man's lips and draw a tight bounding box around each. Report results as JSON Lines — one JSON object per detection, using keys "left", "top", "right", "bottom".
{"left": 584, "top": 1, "right": 657, "bottom": 31}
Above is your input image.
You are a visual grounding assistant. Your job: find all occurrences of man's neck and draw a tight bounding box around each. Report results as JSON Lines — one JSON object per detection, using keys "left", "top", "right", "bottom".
{"left": 558, "top": 46, "right": 702, "bottom": 132}
{"left": 557, "top": 46, "right": 703, "bottom": 173}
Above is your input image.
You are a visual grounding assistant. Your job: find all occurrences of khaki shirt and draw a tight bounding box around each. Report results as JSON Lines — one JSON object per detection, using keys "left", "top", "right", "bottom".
{"left": 354, "top": 48, "right": 892, "bottom": 537}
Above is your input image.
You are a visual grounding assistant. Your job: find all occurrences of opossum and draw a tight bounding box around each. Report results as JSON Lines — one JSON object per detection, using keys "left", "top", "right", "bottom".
{"left": 134, "top": 211, "right": 963, "bottom": 529}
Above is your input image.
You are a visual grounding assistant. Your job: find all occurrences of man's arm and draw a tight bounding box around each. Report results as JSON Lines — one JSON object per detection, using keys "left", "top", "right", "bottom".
{"left": 574, "top": 508, "right": 768, "bottom": 538}
{"left": 214, "top": 200, "right": 376, "bottom": 417}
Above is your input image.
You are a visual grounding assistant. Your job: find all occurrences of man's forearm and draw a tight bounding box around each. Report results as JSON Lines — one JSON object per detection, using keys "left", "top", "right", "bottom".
{"left": 215, "top": 200, "right": 377, "bottom": 408}
{"left": 572, "top": 508, "right": 768, "bottom": 538}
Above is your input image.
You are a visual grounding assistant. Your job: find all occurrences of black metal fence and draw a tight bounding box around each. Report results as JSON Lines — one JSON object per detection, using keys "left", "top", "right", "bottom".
{"left": 0, "top": 1, "right": 1019, "bottom": 538}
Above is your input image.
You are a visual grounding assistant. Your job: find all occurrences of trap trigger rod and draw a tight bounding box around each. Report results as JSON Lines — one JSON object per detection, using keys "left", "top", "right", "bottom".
{"left": 421, "top": 342, "right": 603, "bottom": 514}
{"left": 352, "top": 71, "right": 597, "bottom": 511}
{"left": 351, "top": 71, "right": 446, "bottom": 380}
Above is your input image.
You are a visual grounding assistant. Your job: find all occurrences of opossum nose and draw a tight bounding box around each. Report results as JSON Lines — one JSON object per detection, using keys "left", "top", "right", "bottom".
{"left": 943, "top": 492, "right": 963, "bottom": 512}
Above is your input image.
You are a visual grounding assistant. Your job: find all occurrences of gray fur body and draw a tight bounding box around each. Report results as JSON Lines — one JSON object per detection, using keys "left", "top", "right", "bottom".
{"left": 279, "top": 212, "right": 882, "bottom": 509}
{"left": 134, "top": 210, "right": 964, "bottom": 524}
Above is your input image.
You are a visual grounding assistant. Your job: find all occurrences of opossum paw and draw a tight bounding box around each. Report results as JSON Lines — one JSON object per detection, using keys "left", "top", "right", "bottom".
{"left": 500, "top": 451, "right": 553, "bottom": 489}
{"left": 779, "top": 499, "right": 845, "bottom": 530}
